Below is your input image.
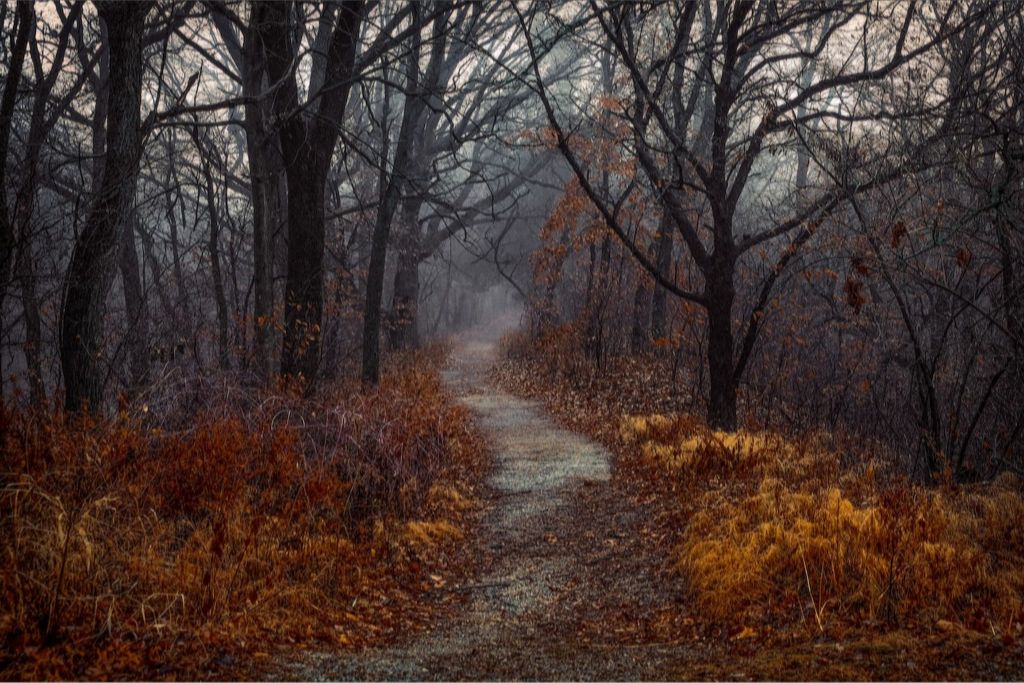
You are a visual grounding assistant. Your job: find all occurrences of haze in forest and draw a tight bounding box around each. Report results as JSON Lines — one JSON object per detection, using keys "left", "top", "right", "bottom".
{"left": 1, "top": 1, "right": 1023, "bottom": 680}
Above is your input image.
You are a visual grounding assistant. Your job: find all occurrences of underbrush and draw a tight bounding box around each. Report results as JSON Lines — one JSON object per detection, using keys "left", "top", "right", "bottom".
{"left": 621, "top": 415, "right": 1024, "bottom": 636}
{"left": 0, "top": 348, "right": 485, "bottom": 678}
{"left": 495, "top": 332, "right": 1024, "bottom": 648}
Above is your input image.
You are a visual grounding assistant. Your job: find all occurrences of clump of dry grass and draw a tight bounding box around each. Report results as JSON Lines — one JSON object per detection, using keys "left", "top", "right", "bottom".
{"left": 0, "top": 353, "right": 484, "bottom": 678}
{"left": 620, "top": 413, "right": 1024, "bottom": 635}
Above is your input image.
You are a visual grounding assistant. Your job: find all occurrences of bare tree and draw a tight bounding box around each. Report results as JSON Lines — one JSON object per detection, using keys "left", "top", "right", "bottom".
{"left": 520, "top": 1, "right": 975, "bottom": 429}
{"left": 254, "top": 0, "right": 365, "bottom": 382}
{"left": 60, "top": 1, "right": 152, "bottom": 411}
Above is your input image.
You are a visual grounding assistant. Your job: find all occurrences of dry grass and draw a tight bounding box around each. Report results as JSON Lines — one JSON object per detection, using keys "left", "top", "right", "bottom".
{"left": 620, "top": 413, "right": 1024, "bottom": 635}
{"left": 0, "top": 349, "right": 485, "bottom": 679}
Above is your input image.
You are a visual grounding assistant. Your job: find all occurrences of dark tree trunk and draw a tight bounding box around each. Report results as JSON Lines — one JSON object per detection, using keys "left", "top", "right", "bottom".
{"left": 280, "top": 161, "right": 325, "bottom": 378}
{"left": 362, "top": 175, "right": 401, "bottom": 384}
{"left": 585, "top": 235, "right": 611, "bottom": 366}
{"left": 388, "top": 197, "right": 423, "bottom": 350}
{"left": 193, "top": 126, "right": 231, "bottom": 370}
{"left": 164, "top": 157, "right": 188, "bottom": 315}
{"left": 0, "top": 0, "right": 33, "bottom": 396}
{"left": 631, "top": 272, "right": 650, "bottom": 353}
{"left": 59, "top": 1, "right": 150, "bottom": 412}
{"left": 15, "top": 238, "right": 43, "bottom": 404}
{"left": 244, "top": 131, "right": 278, "bottom": 379}
{"left": 997, "top": 216, "right": 1024, "bottom": 375}
{"left": 237, "top": 12, "right": 279, "bottom": 382}
{"left": 7, "top": 0, "right": 85, "bottom": 403}
{"left": 705, "top": 256, "right": 738, "bottom": 431}
{"left": 9, "top": 90, "right": 49, "bottom": 405}
{"left": 362, "top": 3, "right": 447, "bottom": 384}
{"left": 257, "top": 0, "right": 364, "bottom": 384}
{"left": 0, "top": 0, "right": 32, "bottom": 310}
{"left": 584, "top": 242, "right": 596, "bottom": 312}
{"left": 650, "top": 210, "right": 673, "bottom": 340}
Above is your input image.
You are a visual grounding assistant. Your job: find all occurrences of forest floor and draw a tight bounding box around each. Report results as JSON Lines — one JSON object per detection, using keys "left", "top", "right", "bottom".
{"left": 280, "top": 338, "right": 705, "bottom": 680}
{"left": 277, "top": 338, "right": 1024, "bottom": 681}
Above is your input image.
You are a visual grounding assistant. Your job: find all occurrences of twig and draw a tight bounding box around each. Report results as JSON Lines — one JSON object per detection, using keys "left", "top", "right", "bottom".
{"left": 800, "top": 545, "right": 825, "bottom": 634}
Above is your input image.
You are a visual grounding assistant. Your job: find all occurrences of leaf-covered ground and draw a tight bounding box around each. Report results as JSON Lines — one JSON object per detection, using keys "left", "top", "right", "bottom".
{"left": 271, "top": 338, "right": 1024, "bottom": 680}
{"left": 485, "top": 340, "right": 1024, "bottom": 681}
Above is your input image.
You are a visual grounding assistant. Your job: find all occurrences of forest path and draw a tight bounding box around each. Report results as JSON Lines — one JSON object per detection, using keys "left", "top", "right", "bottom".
{"left": 289, "top": 338, "right": 695, "bottom": 680}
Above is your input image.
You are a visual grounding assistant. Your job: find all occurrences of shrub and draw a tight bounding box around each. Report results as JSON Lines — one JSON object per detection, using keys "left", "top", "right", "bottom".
{"left": 620, "top": 413, "right": 1024, "bottom": 634}
{"left": 0, "top": 355, "right": 483, "bottom": 678}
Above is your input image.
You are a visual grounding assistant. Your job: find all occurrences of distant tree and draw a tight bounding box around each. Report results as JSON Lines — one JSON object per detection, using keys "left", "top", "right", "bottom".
{"left": 521, "top": 1, "right": 976, "bottom": 430}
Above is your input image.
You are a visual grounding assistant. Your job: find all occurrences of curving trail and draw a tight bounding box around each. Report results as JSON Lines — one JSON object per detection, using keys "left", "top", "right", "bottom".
{"left": 276, "top": 339, "right": 1024, "bottom": 682}
{"left": 287, "top": 339, "right": 695, "bottom": 681}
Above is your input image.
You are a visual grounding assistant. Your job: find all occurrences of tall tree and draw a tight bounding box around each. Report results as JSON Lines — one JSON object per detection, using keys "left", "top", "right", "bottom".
{"left": 522, "top": 1, "right": 971, "bottom": 429}
{"left": 362, "top": 2, "right": 451, "bottom": 383}
{"left": 210, "top": 1, "right": 284, "bottom": 382}
{"left": 0, "top": 0, "right": 33, "bottom": 391}
{"left": 255, "top": 0, "right": 364, "bottom": 382}
{"left": 60, "top": 1, "right": 152, "bottom": 411}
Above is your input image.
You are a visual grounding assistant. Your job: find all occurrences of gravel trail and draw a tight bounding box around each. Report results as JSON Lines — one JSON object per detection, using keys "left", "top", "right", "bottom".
{"left": 288, "top": 340, "right": 693, "bottom": 680}
{"left": 278, "top": 339, "right": 1024, "bottom": 682}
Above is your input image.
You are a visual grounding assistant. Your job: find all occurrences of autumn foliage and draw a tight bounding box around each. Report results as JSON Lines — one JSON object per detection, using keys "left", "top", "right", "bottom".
{"left": 496, "top": 332, "right": 1024, "bottom": 661}
{"left": 0, "top": 348, "right": 484, "bottom": 679}
{"left": 621, "top": 416, "right": 1024, "bottom": 634}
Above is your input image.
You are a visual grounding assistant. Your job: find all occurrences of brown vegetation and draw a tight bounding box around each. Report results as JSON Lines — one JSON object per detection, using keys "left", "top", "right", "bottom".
{"left": 0, "top": 348, "right": 485, "bottom": 679}
{"left": 495, "top": 330, "right": 1024, "bottom": 675}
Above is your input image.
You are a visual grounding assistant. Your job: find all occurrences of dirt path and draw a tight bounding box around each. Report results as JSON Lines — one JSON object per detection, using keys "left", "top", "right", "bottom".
{"left": 288, "top": 340, "right": 697, "bottom": 680}
{"left": 274, "top": 338, "right": 1024, "bottom": 682}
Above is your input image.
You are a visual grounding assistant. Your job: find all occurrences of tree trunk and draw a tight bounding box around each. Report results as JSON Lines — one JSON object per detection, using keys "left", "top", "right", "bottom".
{"left": 256, "top": 0, "right": 363, "bottom": 384}
{"left": 705, "top": 256, "right": 738, "bottom": 431}
{"left": 15, "top": 237, "right": 43, "bottom": 404}
{"left": 362, "top": 3, "right": 446, "bottom": 384}
{"left": 240, "top": 18, "right": 278, "bottom": 382}
{"left": 388, "top": 197, "right": 423, "bottom": 350}
{"left": 280, "top": 159, "right": 325, "bottom": 379}
{"left": 193, "top": 126, "right": 231, "bottom": 370}
{"left": 585, "top": 234, "right": 611, "bottom": 366}
{"left": 631, "top": 271, "right": 650, "bottom": 353}
{"left": 59, "top": 1, "right": 150, "bottom": 412}
{"left": 7, "top": 0, "right": 87, "bottom": 403}
{"left": 0, "top": 0, "right": 32, "bottom": 310}
{"left": 0, "top": 0, "right": 33, "bottom": 394}
{"left": 164, "top": 157, "right": 188, "bottom": 316}
{"left": 650, "top": 210, "right": 673, "bottom": 340}
{"left": 362, "top": 172, "right": 399, "bottom": 383}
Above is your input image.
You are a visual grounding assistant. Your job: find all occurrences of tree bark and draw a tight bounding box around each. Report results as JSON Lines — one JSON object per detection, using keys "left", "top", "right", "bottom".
{"left": 362, "top": 3, "right": 448, "bottom": 384}
{"left": 59, "top": 1, "right": 150, "bottom": 412}
{"left": 631, "top": 270, "right": 650, "bottom": 353}
{"left": 0, "top": 0, "right": 33, "bottom": 396}
{"left": 388, "top": 196, "right": 423, "bottom": 350}
{"left": 14, "top": 236, "right": 43, "bottom": 404}
{"left": 0, "top": 0, "right": 33, "bottom": 309}
{"left": 650, "top": 209, "right": 673, "bottom": 340}
{"left": 257, "top": 0, "right": 364, "bottom": 383}
{"left": 705, "top": 256, "right": 738, "bottom": 431}
{"left": 229, "top": 6, "right": 281, "bottom": 381}
{"left": 7, "top": 0, "right": 85, "bottom": 403}
{"left": 280, "top": 160, "right": 326, "bottom": 378}
{"left": 585, "top": 234, "right": 612, "bottom": 366}
{"left": 192, "top": 126, "right": 230, "bottom": 370}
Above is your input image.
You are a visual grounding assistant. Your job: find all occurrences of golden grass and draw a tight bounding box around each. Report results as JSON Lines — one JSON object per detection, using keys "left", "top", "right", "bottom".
{"left": 621, "top": 413, "right": 1024, "bottom": 634}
